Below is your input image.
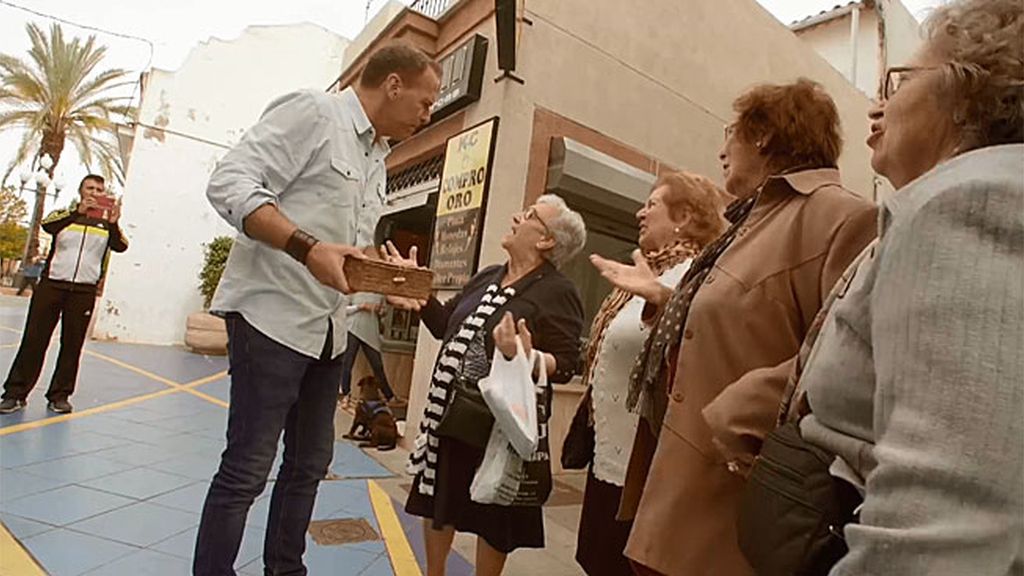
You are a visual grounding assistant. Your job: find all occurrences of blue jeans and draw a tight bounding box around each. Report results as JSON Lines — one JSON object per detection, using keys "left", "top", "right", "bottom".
{"left": 193, "top": 314, "right": 342, "bottom": 576}
{"left": 338, "top": 332, "right": 394, "bottom": 400}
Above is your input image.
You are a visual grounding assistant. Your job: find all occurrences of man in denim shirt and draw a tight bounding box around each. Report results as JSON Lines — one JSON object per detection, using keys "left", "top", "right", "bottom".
{"left": 194, "top": 43, "right": 439, "bottom": 576}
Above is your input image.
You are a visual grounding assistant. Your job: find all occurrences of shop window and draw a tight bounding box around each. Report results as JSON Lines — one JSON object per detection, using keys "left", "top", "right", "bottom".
{"left": 558, "top": 198, "right": 640, "bottom": 376}
{"left": 375, "top": 196, "right": 437, "bottom": 350}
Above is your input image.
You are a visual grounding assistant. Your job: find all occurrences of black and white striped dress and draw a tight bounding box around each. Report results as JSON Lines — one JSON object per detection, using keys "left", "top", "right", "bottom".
{"left": 407, "top": 284, "right": 515, "bottom": 496}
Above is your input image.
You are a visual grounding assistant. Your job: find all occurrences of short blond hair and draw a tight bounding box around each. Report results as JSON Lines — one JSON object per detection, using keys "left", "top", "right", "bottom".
{"left": 653, "top": 171, "right": 728, "bottom": 248}
{"left": 924, "top": 0, "right": 1024, "bottom": 148}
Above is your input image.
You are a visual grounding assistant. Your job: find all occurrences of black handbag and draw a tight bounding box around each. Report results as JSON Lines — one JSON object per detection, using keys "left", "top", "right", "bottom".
{"left": 560, "top": 387, "right": 595, "bottom": 470}
{"left": 737, "top": 422, "right": 861, "bottom": 576}
{"left": 435, "top": 376, "right": 494, "bottom": 449}
{"left": 738, "top": 243, "right": 874, "bottom": 575}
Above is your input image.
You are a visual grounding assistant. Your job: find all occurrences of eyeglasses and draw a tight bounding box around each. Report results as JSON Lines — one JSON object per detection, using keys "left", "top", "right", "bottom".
{"left": 523, "top": 207, "right": 551, "bottom": 235}
{"left": 723, "top": 123, "right": 737, "bottom": 140}
{"left": 882, "top": 66, "right": 939, "bottom": 100}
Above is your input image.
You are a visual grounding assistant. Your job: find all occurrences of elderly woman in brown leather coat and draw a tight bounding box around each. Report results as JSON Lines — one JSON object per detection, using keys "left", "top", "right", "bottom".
{"left": 593, "top": 79, "right": 877, "bottom": 575}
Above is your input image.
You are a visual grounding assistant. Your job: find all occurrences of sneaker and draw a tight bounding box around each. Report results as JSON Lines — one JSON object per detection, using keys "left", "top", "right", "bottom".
{"left": 47, "top": 399, "right": 73, "bottom": 414}
{"left": 0, "top": 398, "right": 26, "bottom": 414}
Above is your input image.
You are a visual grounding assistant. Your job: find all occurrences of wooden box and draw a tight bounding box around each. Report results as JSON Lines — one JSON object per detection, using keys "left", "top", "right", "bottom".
{"left": 344, "top": 258, "right": 434, "bottom": 299}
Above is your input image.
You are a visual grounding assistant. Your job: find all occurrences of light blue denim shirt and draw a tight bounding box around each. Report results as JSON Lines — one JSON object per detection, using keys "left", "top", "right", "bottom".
{"left": 207, "top": 87, "right": 389, "bottom": 359}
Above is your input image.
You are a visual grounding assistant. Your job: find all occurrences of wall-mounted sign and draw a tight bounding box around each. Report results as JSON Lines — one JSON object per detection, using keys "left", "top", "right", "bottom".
{"left": 429, "top": 34, "right": 488, "bottom": 123}
{"left": 429, "top": 117, "right": 499, "bottom": 288}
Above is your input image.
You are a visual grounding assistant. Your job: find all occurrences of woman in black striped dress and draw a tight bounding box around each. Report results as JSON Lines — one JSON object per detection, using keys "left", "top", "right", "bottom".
{"left": 395, "top": 194, "right": 586, "bottom": 576}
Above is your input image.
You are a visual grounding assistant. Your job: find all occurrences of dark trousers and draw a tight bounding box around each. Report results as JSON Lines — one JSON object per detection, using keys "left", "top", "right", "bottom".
{"left": 577, "top": 468, "right": 635, "bottom": 576}
{"left": 3, "top": 281, "right": 96, "bottom": 402}
{"left": 193, "top": 314, "right": 343, "bottom": 576}
{"left": 338, "top": 331, "right": 394, "bottom": 400}
{"left": 15, "top": 276, "right": 38, "bottom": 296}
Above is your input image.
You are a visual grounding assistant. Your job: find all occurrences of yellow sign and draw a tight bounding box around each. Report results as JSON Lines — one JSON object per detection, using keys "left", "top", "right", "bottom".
{"left": 436, "top": 118, "right": 496, "bottom": 217}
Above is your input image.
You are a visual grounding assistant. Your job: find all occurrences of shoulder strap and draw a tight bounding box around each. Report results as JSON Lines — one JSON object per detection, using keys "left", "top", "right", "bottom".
{"left": 777, "top": 240, "right": 879, "bottom": 425}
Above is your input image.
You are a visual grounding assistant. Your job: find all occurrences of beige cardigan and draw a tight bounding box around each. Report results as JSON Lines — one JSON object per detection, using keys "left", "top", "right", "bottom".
{"left": 800, "top": 144, "right": 1024, "bottom": 575}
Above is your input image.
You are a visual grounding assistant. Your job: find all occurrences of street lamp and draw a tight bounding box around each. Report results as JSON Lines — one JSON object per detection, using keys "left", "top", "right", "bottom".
{"left": 19, "top": 170, "right": 52, "bottom": 195}
{"left": 18, "top": 155, "right": 64, "bottom": 269}
{"left": 18, "top": 161, "right": 64, "bottom": 200}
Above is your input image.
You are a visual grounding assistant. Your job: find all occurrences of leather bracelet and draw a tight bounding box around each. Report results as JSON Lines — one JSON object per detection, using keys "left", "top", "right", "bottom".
{"left": 285, "top": 229, "right": 319, "bottom": 265}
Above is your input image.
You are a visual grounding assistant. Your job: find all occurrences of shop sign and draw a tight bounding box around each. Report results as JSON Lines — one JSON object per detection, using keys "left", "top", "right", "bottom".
{"left": 429, "top": 34, "right": 488, "bottom": 123}
{"left": 429, "top": 117, "right": 499, "bottom": 287}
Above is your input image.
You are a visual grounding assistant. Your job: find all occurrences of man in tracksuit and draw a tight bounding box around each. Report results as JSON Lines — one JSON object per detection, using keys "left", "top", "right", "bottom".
{"left": 0, "top": 174, "right": 128, "bottom": 414}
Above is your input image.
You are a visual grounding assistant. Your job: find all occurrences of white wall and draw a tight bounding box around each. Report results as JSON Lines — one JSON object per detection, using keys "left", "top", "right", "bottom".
{"left": 795, "top": 0, "right": 922, "bottom": 96}
{"left": 94, "top": 23, "right": 349, "bottom": 344}
{"left": 881, "top": 0, "right": 923, "bottom": 67}
{"left": 796, "top": 10, "right": 881, "bottom": 96}
{"left": 344, "top": 0, "right": 407, "bottom": 68}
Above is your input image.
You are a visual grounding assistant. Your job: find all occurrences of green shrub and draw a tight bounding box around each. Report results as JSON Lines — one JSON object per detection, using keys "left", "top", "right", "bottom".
{"left": 198, "top": 236, "right": 233, "bottom": 309}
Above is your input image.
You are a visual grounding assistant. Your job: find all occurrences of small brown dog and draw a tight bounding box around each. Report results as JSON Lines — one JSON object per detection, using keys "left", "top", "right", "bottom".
{"left": 342, "top": 375, "right": 398, "bottom": 451}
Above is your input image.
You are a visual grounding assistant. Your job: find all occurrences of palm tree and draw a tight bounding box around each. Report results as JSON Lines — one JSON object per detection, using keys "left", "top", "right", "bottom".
{"left": 0, "top": 22, "right": 135, "bottom": 262}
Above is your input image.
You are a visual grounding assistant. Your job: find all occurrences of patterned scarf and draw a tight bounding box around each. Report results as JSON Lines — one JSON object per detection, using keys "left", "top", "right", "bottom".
{"left": 581, "top": 241, "right": 700, "bottom": 390}
{"left": 626, "top": 196, "right": 758, "bottom": 435}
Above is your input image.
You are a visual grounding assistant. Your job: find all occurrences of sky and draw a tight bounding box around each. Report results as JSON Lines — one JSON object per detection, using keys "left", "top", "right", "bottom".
{"left": 0, "top": 0, "right": 942, "bottom": 216}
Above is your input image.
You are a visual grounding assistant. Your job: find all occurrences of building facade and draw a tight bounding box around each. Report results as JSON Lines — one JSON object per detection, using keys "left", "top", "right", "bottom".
{"left": 341, "top": 0, "right": 884, "bottom": 462}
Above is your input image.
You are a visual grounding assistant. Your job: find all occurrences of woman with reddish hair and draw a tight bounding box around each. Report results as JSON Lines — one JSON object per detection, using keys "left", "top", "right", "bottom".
{"left": 576, "top": 171, "right": 728, "bottom": 576}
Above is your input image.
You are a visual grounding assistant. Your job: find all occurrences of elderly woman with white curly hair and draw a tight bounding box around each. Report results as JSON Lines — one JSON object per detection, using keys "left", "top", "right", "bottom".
{"left": 390, "top": 193, "right": 586, "bottom": 576}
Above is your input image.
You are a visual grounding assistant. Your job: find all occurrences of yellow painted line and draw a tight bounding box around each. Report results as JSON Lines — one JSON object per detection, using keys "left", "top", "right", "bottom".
{"left": 182, "top": 387, "right": 229, "bottom": 408}
{"left": 0, "top": 325, "right": 228, "bottom": 409}
{"left": 84, "top": 350, "right": 229, "bottom": 408}
{"left": 0, "top": 370, "right": 227, "bottom": 437}
{"left": 0, "top": 520, "right": 46, "bottom": 576}
{"left": 368, "top": 479, "right": 422, "bottom": 576}
{"left": 84, "top": 350, "right": 181, "bottom": 388}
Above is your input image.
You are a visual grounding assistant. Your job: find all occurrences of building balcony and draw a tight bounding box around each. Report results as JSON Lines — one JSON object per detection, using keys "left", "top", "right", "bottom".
{"left": 409, "top": 0, "right": 458, "bottom": 20}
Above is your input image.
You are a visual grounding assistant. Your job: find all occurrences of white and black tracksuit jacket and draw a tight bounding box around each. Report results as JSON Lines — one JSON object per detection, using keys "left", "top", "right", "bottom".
{"left": 41, "top": 203, "right": 129, "bottom": 292}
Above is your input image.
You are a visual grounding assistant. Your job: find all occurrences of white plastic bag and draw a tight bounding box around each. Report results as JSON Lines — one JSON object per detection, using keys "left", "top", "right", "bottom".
{"left": 477, "top": 336, "right": 542, "bottom": 458}
{"left": 470, "top": 386, "right": 553, "bottom": 507}
{"left": 470, "top": 424, "right": 516, "bottom": 504}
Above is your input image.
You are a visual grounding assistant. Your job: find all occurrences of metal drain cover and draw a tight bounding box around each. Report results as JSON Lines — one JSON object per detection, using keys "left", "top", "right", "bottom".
{"left": 308, "top": 518, "right": 380, "bottom": 546}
